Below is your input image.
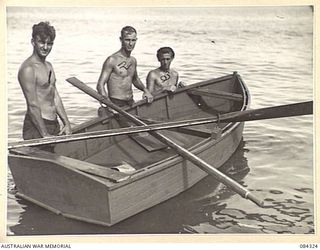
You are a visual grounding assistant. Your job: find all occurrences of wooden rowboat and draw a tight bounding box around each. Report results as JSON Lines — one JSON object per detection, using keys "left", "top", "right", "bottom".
{"left": 8, "top": 72, "right": 250, "bottom": 226}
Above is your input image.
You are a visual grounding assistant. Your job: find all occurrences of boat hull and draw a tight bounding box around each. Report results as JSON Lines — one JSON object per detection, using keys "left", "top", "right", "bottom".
{"left": 106, "top": 122, "right": 244, "bottom": 226}
{"left": 8, "top": 72, "right": 250, "bottom": 226}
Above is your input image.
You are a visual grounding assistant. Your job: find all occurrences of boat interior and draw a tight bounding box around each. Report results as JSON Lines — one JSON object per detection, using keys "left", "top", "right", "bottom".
{"left": 81, "top": 110, "right": 226, "bottom": 171}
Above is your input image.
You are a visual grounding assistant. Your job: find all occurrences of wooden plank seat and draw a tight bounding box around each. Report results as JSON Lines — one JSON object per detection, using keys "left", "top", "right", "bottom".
{"left": 187, "top": 88, "right": 243, "bottom": 101}
{"left": 115, "top": 117, "right": 167, "bottom": 152}
{"left": 138, "top": 116, "right": 221, "bottom": 139}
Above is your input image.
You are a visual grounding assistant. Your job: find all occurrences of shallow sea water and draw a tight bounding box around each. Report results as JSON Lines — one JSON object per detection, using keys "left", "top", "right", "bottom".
{"left": 6, "top": 6, "right": 314, "bottom": 235}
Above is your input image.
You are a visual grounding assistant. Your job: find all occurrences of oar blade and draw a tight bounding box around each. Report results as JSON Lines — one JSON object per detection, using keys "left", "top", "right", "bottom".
{"left": 222, "top": 101, "right": 313, "bottom": 123}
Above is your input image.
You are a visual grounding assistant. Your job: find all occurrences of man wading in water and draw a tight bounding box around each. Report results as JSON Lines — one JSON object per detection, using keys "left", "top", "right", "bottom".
{"left": 97, "top": 26, "right": 153, "bottom": 115}
{"left": 18, "top": 21, "right": 71, "bottom": 140}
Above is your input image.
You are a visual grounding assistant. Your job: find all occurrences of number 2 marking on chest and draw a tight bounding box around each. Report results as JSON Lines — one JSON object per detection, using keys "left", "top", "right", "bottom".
{"left": 118, "top": 61, "right": 132, "bottom": 70}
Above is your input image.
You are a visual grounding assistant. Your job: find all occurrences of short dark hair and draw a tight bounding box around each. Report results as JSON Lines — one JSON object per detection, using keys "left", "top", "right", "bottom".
{"left": 157, "top": 47, "right": 175, "bottom": 60}
{"left": 121, "top": 26, "right": 137, "bottom": 37}
{"left": 32, "top": 21, "right": 56, "bottom": 41}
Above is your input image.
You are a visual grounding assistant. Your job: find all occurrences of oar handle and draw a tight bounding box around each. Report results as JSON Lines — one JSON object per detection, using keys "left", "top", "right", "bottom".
{"left": 67, "top": 77, "right": 145, "bottom": 126}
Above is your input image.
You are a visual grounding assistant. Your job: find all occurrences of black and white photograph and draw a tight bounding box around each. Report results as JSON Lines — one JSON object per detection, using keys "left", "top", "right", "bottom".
{"left": 3, "top": 0, "right": 317, "bottom": 242}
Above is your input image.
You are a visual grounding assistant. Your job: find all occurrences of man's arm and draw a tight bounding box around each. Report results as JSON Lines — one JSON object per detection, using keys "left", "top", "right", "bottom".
{"left": 54, "top": 88, "right": 72, "bottom": 135}
{"left": 173, "top": 71, "right": 185, "bottom": 88}
{"left": 132, "top": 66, "right": 147, "bottom": 91}
{"left": 132, "top": 62, "right": 153, "bottom": 103}
{"left": 175, "top": 71, "right": 179, "bottom": 85}
{"left": 18, "top": 66, "right": 50, "bottom": 137}
{"left": 146, "top": 70, "right": 156, "bottom": 94}
{"left": 97, "top": 57, "right": 113, "bottom": 100}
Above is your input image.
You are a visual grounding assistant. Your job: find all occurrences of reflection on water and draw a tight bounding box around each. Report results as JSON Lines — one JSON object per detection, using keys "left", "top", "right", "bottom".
{"left": 9, "top": 140, "right": 252, "bottom": 235}
{"left": 189, "top": 191, "right": 314, "bottom": 234}
{"left": 183, "top": 139, "right": 313, "bottom": 234}
{"left": 14, "top": 139, "right": 314, "bottom": 235}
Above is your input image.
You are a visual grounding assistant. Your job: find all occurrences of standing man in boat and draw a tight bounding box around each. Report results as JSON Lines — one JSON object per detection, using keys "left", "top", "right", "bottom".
{"left": 96, "top": 26, "right": 153, "bottom": 114}
{"left": 18, "top": 21, "right": 72, "bottom": 140}
{"left": 146, "top": 47, "right": 180, "bottom": 95}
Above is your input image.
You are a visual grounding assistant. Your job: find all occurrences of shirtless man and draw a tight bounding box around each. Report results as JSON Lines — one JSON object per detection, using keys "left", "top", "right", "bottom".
{"left": 147, "top": 47, "right": 180, "bottom": 95}
{"left": 97, "top": 26, "right": 153, "bottom": 113}
{"left": 18, "top": 21, "right": 71, "bottom": 140}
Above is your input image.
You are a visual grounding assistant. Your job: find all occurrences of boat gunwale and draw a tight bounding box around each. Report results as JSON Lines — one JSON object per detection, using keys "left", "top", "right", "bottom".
{"left": 71, "top": 73, "right": 238, "bottom": 133}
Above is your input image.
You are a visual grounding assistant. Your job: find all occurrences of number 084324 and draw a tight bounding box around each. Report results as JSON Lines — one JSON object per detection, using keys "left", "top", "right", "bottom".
{"left": 300, "top": 244, "right": 318, "bottom": 249}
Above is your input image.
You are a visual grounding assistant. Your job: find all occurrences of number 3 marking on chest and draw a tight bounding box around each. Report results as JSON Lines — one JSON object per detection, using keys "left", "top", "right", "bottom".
{"left": 160, "top": 73, "right": 171, "bottom": 82}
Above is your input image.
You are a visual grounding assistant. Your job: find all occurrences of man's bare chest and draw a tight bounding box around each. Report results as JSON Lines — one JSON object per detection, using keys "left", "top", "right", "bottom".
{"left": 36, "top": 68, "right": 55, "bottom": 90}
{"left": 157, "top": 71, "right": 177, "bottom": 86}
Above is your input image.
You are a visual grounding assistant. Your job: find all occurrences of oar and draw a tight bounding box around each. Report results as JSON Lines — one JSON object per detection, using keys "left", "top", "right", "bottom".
{"left": 66, "top": 77, "right": 264, "bottom": 207}
{"left": 8, "top": 100, "right": 313, "bottom": 149}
